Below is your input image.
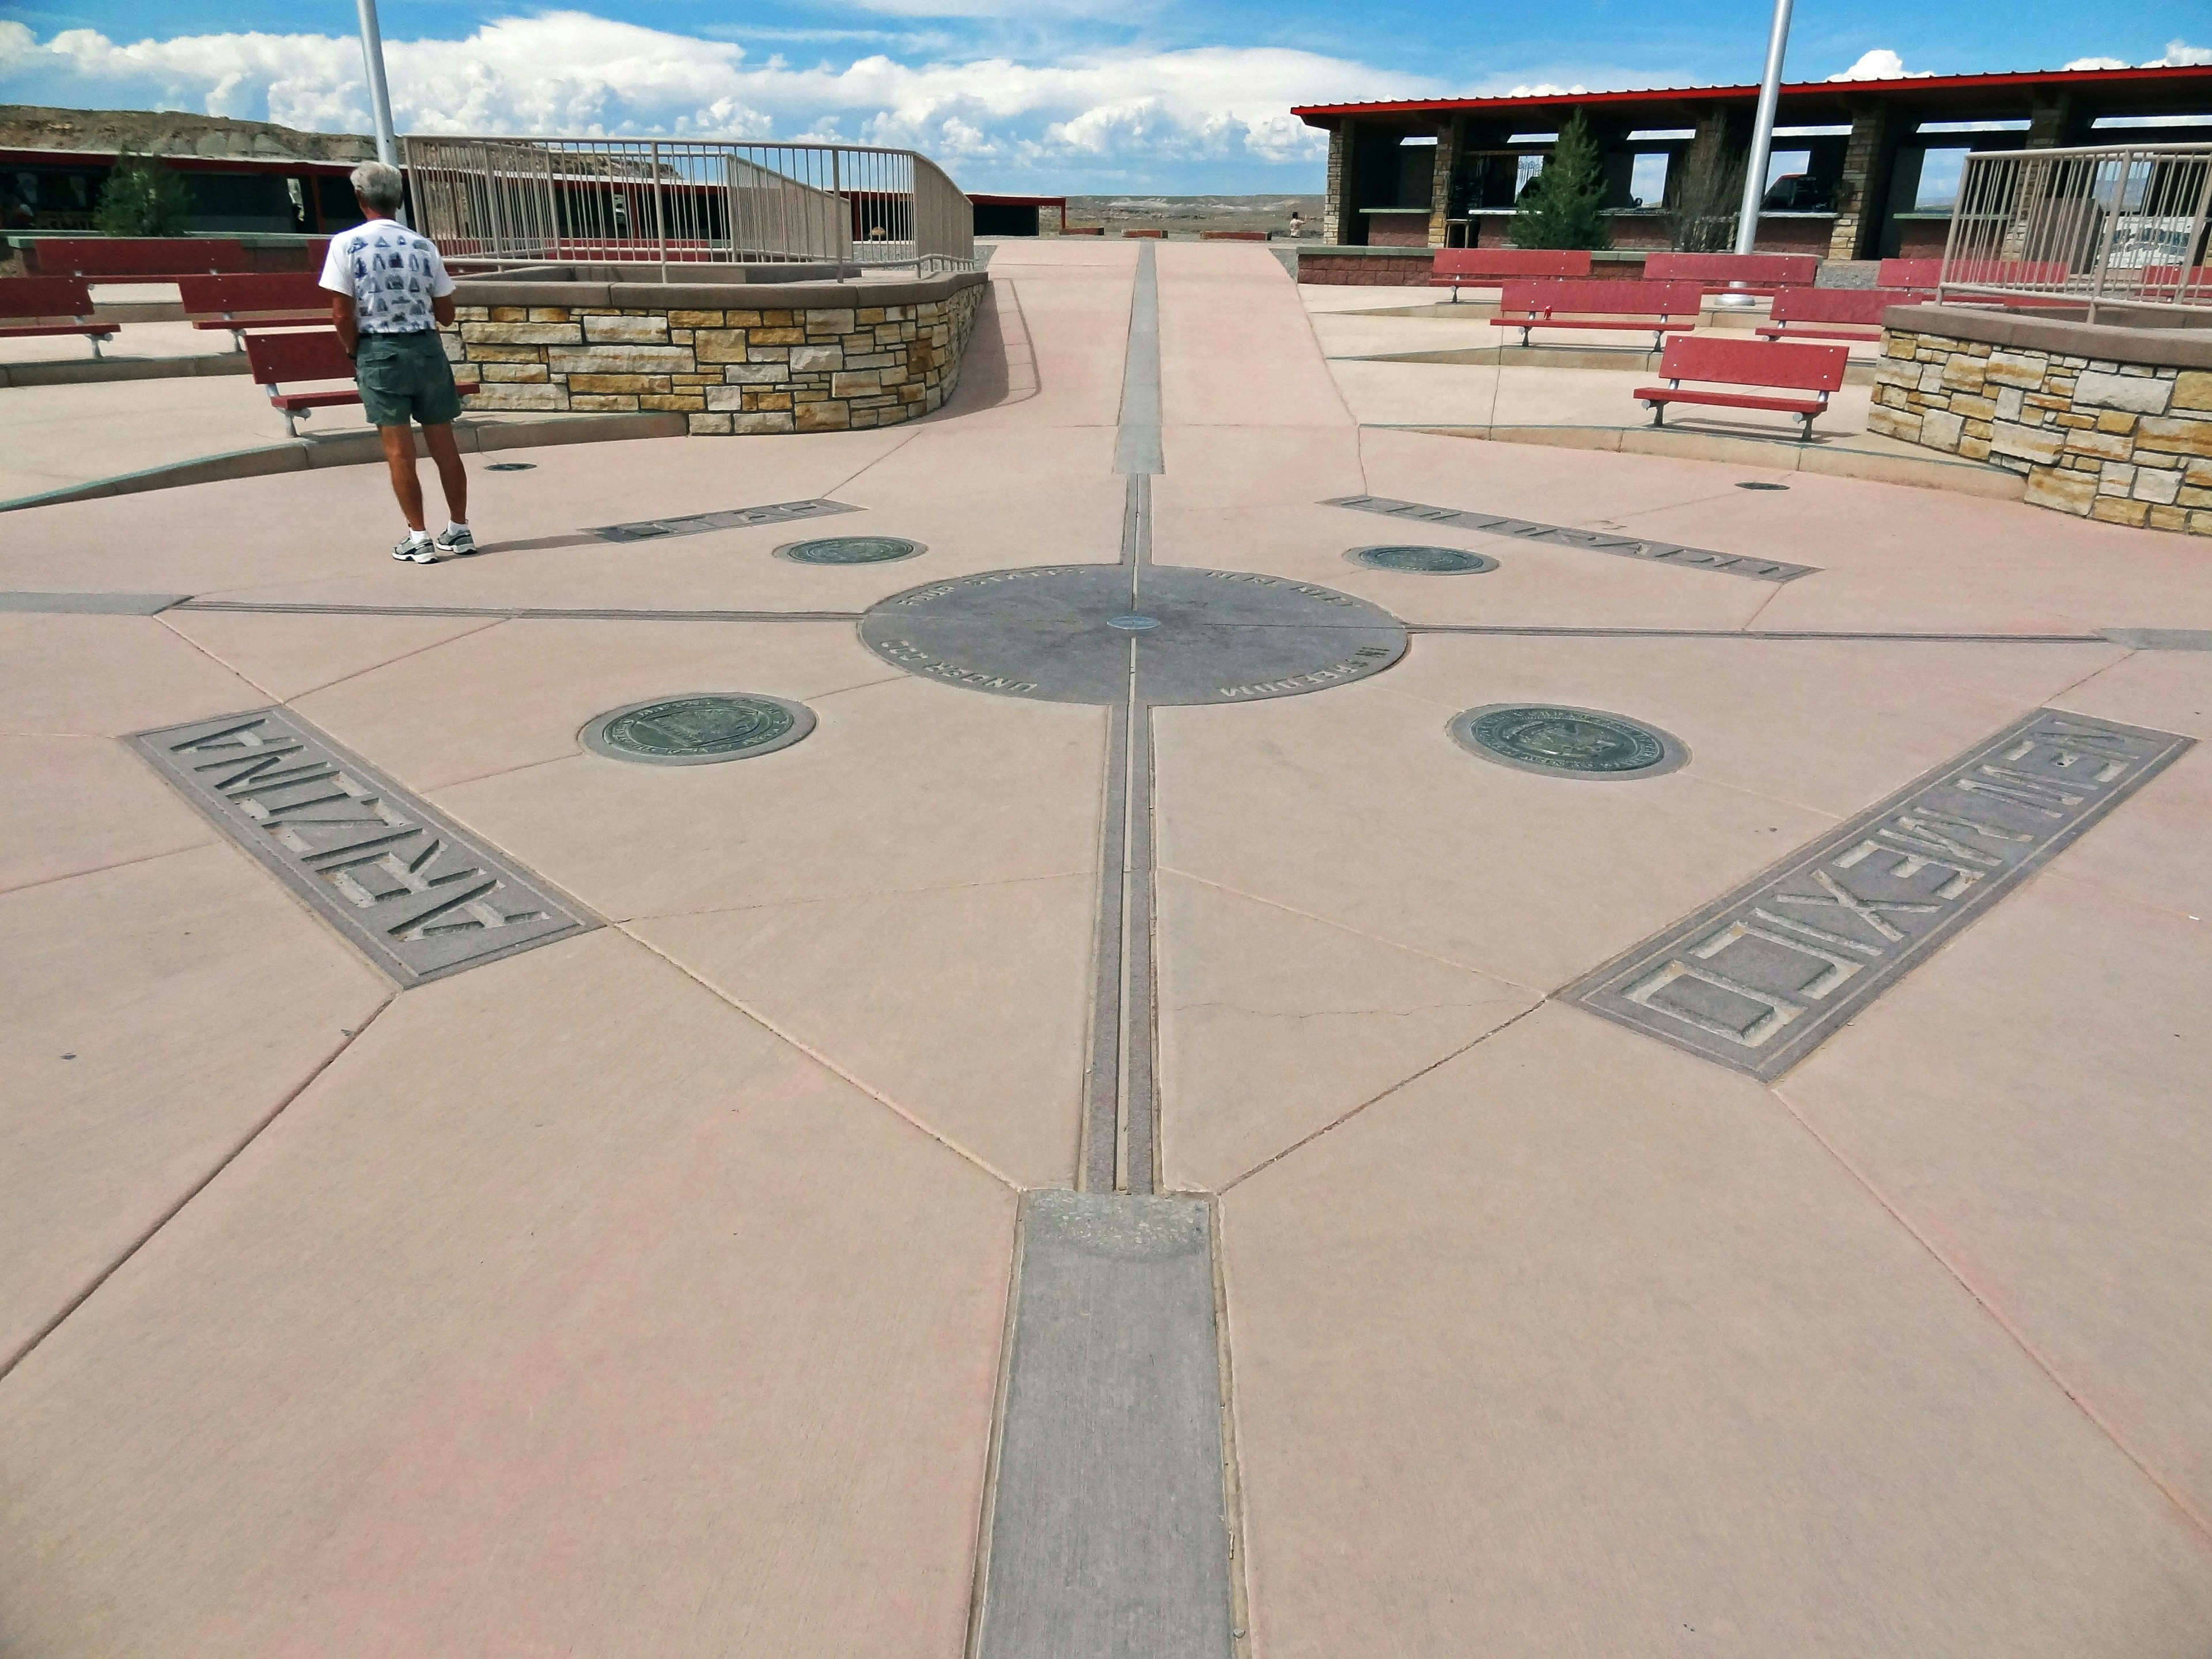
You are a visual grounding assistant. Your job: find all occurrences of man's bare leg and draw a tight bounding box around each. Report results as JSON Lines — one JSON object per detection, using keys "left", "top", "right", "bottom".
{"left": 422, "top": 422, "right": 469, "bottom": 527}
{"left": 380, "top": 425, "right": 426, "bottom": 531}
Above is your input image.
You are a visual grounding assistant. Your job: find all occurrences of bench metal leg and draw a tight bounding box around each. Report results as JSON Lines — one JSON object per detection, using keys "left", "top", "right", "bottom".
{"left": 1649, "top": 403, "right": 1665, "bottom": 429}
{"left": 87, "top": 334, "right": 104, "bottom": 360}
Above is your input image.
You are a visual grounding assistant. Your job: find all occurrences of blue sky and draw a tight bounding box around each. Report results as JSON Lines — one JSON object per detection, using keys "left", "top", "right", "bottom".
{"left": 2, "top": 0, "right": 2205, "bottom": 192}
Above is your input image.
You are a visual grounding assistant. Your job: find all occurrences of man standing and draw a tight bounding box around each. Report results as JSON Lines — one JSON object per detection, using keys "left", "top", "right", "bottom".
{"left": 320, "top": 161, "right": 476, "bottom": 563}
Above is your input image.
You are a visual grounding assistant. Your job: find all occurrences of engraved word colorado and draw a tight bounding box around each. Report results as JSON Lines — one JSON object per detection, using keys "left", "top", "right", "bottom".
{"left": 1567, "top": 709, "right": 2192, "bottom": 1079}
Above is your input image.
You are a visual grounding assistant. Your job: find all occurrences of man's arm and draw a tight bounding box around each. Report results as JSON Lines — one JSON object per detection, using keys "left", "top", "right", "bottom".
{"left": 433, "top": 292, "right": 457, "bottom": 328}
{"left": 331, "top": 291, "right": 358, "bottom": 357}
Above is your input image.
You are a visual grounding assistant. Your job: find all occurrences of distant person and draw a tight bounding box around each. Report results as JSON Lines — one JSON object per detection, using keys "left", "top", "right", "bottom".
{"left": 319, "top": 161, "right": 474, "bottom": 563}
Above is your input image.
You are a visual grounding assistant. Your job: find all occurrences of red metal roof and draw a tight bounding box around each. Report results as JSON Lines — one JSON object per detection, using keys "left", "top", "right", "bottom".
{"left": 1293, "top": 63, "right": 2212, "bottom": 123}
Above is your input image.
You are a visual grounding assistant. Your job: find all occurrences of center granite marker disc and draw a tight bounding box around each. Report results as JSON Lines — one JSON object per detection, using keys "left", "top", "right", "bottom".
{"left": 581, "top": 693, "right": 816, "bottom": 764}
{"left": 1450, "top": 703, "right": 1688, "bottom": 780}
{"left": 859, "top": 564, "right": 1409, "bottom": 707}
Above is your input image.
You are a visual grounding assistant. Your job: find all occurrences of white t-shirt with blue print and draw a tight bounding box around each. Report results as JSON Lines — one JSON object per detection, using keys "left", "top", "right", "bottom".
{"left": 317, "top": 218, "right": 456, "bottom": 334}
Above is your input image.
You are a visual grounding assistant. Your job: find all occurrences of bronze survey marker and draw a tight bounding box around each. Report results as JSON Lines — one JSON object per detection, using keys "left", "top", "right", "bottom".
{"left": 130, "top": 709, "right": 594, "bottom": 986}
{"left": 1568, "top": 707, "right": 2192, "bottom": 1078}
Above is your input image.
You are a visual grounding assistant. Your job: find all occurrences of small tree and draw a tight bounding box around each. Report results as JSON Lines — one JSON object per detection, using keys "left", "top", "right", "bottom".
{"left": 1664, "top": 145, "right": 1745, "bottom": 252}
{"left": 1509, "top": 115, "right": 1611, "bottom": 250}
{"left": 96, "top": 152, "right": 191, "bottom": 238}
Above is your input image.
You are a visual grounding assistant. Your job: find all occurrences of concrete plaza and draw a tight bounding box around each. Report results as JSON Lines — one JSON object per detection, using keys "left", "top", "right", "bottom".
{"left": 4, "top": 239, "right": 2212, "bottom": 1655}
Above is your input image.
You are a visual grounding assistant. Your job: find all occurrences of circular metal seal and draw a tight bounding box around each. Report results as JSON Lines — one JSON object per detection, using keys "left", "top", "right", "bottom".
{"left": 1735, "top": 481, "right": 1789, "bottom": 491}
{"left": 581, "top": 693, "right": 816, "bottom": 766}
{"left": 1346, "top": 544, "right": 1500, "bottom": 575}
{"left": 858, "top": 564, "right": 1408, "bottom": 708}
{"left": 1449, "top": 703, "right": 1688, "bottom": 781}
{"left": 485, "top": 461, "right": 536, "bottom": 472}
{"left": 774, "top": 535, "right": 926, "bottom": 565}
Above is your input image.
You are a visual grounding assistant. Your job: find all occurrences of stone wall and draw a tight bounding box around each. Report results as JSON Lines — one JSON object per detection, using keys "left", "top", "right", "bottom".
{"left": 444, "top": 268, "right": 984, "bottom": 435}
{"left": 1297, "top": 250, "right": 1435, "bottom": 285}
{"left": 1870, "top": 305, "right": 2212, "bottom": 536}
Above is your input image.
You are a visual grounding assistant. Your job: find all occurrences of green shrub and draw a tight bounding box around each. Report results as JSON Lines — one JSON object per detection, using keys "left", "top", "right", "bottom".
{"left": 96, "top": 152, "right": 191, "bottom": 238}
{"left": 1509, "top": 115, "right": 1611, "bottom": 251}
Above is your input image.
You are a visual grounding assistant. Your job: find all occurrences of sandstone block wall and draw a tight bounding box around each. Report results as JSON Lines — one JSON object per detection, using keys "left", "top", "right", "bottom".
{"left": 1872, "top": 326, "right": 2212, "bottom": 536}
{"left": 445, "top": 282, "right": 982, "bottom": 435}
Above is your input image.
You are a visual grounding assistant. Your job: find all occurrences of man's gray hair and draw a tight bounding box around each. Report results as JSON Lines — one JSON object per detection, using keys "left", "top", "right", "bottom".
{"left": 350, "top": 160, "right": 404, "bottom": 214}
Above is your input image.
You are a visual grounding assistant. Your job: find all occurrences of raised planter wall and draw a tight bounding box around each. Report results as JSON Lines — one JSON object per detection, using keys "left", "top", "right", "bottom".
{"left": 444, "top": 267, "right": 986, "bottom": 435}
{"left": 1870, "top": 305, "right": 2212, "bottom": 536}
{"left": 1295, "top": 247, "right": 1654, "bottom": 286}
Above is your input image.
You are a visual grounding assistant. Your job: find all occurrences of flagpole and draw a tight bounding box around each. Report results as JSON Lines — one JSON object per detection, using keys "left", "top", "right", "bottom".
{"left": 1733, "top": 0, "right": 1795, "bottom": 256}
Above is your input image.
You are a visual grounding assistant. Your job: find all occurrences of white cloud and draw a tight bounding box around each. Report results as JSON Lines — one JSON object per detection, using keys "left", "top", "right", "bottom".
{"left": 0, "top": 13, "right": 1435, "bottom": 185}
{"left": 2066, "top": 39, "right": 2212, "bottom": 70}
{"left": 1827, "top": 49, "right": 1934, "bottom": 82}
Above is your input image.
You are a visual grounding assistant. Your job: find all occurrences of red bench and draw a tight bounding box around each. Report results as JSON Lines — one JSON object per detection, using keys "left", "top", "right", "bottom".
{"left": 1636, "top": 335, "right": 1850, "bottom": 440}
{"left": 1755, "top": 286, "right": 1925, "bottom": 343}
{"left": 1429, "top": 247, "right": 1592, "bottom": 301}
{"left": 1492, "top": 278, "right": 1707, "bottom": 349}
{"left": 1642, "top": 251, "right": 1818, "bottom": 297}
{"left": 1877, "top": 257, "right": 1941, "bottom": 293}
{"left": 244, "top": 329, "right": 480, "bottom": 437}
{"left": 179, "top": 272, "right": 331, "bottom": 351}
{"left": 26, "top": 237, "right": 253, "bottom": 282}
{"left": 0, "top": 275, "right": 120, "bottom": 358}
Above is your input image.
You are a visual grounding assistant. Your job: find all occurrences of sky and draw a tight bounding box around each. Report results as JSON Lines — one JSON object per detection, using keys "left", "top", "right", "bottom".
{"left": 1, "top": 0, "right": 2206, "bottom": 193}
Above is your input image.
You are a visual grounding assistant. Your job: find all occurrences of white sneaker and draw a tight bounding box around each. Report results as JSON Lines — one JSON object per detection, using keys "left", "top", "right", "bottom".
{"left": 433, "top": 523, "right": 478, "bottom": 556}
{"left": 392, "top": 533, "right": 438, "bottom": 564}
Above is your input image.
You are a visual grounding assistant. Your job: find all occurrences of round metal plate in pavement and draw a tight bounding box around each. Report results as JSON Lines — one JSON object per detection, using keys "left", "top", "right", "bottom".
{"left": 775, "top": 535, "right": 926, "bottom": 565}
{"left": 1449, "top": 703, "right": 1688, "bottom": 781}
{"left": 581, "top": 693, "right": 816, "bottom": 765}
{"left": 1346, "top": 544, "right": 1500, "bottom": 575}
{"left": 485, "top": 461, "right": 536, "bottom": 472}
{"left": 859, "top": 565, "right": 1407, "bottom": 707}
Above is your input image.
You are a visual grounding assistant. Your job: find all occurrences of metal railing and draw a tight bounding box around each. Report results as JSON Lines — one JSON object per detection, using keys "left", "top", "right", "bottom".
{"left": 1940, "top": 142, "right": 2212, "bottom": 319}
{"left": 402, "top": 137, "right": 976, "bottom": 276}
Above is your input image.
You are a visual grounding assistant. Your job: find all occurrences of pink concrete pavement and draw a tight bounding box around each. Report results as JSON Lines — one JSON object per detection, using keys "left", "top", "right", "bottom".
{"left": 3, "top": 240, "right": 2210, "bottom": 1654}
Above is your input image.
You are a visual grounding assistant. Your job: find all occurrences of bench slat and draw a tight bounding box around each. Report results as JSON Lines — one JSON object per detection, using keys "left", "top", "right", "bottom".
{"left": 1430, "top": 249, "right": 1592, "bottom": 286}
{"left": 1642, "top": 252, "right": 1818, "bottom": 289}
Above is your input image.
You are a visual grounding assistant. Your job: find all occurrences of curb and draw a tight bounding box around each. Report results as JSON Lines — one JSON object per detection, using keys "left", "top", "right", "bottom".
{"left": 1376, "top": 421, "right": 2030, "bottom": 500}
{"left": 0, "top": 353, "right": 255, "bottom": 389}
{"left": 0, "top": 411, "right": 688, "bottom": 513}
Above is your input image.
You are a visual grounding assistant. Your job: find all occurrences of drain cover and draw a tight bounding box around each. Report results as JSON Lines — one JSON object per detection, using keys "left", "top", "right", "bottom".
{"left": 1736, "top": 481, "right": 1789, "bottom": 491}
{"left": 1108, "top": 613, "right": 1162, "bottom": 631}
{"left": 486, "top": 461, "right": 536, "bottom": 472}
{"left": 581, "top": 694, "right": 815, "bottom": 765}
{"left": 1347, "top": 544, "right": 1500, "bottom": 575}
{"left": 777, "top": 535, "right": 926, "bottom": 565}
{"left": 1450, "top": 703, "right": 1688, "bottom": 780}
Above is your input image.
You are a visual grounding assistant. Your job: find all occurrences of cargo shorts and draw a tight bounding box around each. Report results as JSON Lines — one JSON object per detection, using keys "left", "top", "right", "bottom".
{"left": 355, "top": 329, "right": 464, "bottom": 429}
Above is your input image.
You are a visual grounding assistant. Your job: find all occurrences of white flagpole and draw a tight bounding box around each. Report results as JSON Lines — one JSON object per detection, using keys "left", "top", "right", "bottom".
{"left": 355, "top": 0, "right": 407, "bottom": 224}
{"left": 1733, "top": 0, "right": 1796, "bottom": 256}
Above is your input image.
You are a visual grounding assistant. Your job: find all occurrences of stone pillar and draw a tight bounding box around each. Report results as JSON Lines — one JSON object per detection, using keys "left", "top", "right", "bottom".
{"left": 2027, "top": 94, "right": 2082, "bottom": 149}
{"left": 1827, "top": 101, "right": 1898, "bottom": 261}
{"left": 1428, "top": 116, "right": 1467, "bottom": 247}
{"left": 1323, "top": 123, "right": 1357, "bottom": 245}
